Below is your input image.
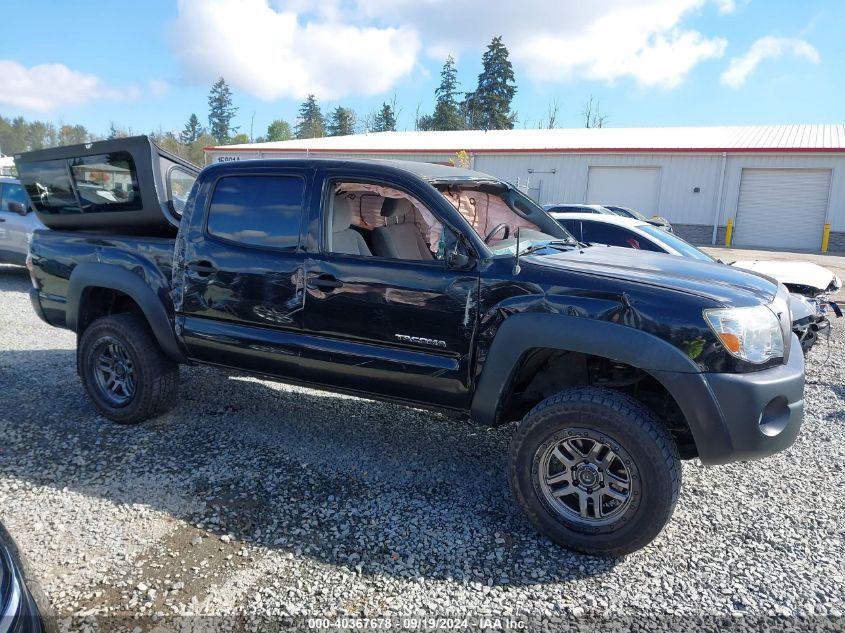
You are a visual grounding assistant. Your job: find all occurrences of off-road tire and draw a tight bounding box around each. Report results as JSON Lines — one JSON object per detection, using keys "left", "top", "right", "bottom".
{"left": 78, "top": 313, "right": 179, "bottom": 424}
{"left": 508, "top": 387, "right": 681, "bottom": 557}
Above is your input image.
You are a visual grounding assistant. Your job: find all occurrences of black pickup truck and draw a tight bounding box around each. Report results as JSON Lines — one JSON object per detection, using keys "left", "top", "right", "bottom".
{"left": 18, "top": 136, "right": 804, "bottom": 556}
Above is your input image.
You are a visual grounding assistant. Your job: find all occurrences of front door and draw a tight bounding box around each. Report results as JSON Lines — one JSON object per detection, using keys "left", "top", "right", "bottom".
{"left": 299, "top": 175, "right": 479, "bottom": 411}
{"left": 177, "top": 169, "right": 310, "bottom": 376}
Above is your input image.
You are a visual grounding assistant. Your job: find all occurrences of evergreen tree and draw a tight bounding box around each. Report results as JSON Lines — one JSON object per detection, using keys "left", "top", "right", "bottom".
{"left": 327, "top": 107, "right": 356, "bottom": 136}
{"left": 460, "top": 91, "right": 481, "bottom": 130}
{"left": 207, "top": 77, "right": 239, "bottom": 143}
{"left": 470, "top": 36, "right": 517, "bottom": 130}
{"left": 415, "top": 113, "right": 435, "bottom": 131}
{"left": 265, "top": 120, "right": 293, "bottom": 142}
{"left": 432, "top": 56, "right": 464, "bottom": 131}
{"left": 180, "top": 113, "right": 204, "bottom": 144}
{"left": 371, "top": 102, "right": 397, "bottom": 132}
{"left": 295, "top": 95, "right": 325, "bottom": 139}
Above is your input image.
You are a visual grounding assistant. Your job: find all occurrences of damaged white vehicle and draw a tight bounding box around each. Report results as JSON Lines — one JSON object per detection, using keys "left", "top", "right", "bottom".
{"left": 732, "top": 261, "right": 842, "bottom": 351}
{"left": 549, "top": 212, "right": 842, "bottom": 353}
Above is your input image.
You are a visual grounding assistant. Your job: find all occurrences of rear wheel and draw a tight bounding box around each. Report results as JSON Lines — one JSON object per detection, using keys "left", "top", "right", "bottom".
{"left": 78, "top": 313, "right": 178, "bottom": 424}
{"left": 508, "top": 387, "right": 681, "bottom": 556}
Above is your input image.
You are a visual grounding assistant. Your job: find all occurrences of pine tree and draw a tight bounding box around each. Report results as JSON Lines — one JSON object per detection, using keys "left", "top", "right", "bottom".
{"left": 327, "top": 107, "right": 356, "bottom": 136}
{"left": 295, "top": 95, "right": 325, "bottom": 139}
{"left": 372, "top": 102, "right": 396, "bottom": 132}
{"left": 180, "top": 113, "right": 203, "bottom": 144}
{"left": 265, "top": 120, "right": 293, "bottom": 142}
{"left": 207, "top": 77, "right": 239, "bottom": 143}
{"left": 470, "top": 36, "right": 517, "bottom": 130}
{"left": 432, "top": 56, "right": 464, "bottom": 131}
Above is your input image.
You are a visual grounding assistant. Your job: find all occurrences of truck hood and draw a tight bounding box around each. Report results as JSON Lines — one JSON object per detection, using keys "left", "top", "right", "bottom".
{"left": 523, "top": 245, "right": 778, "bottom": 306}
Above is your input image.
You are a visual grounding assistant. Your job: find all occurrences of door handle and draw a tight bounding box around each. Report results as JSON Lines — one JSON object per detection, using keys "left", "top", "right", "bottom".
{"left": 187, "top": 260, "right": 216, "bottom": 277}
{"left": 307, "top": 273, "right": 343, "bottom": 291}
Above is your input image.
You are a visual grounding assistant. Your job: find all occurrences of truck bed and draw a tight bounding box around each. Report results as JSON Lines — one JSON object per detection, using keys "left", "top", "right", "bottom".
{"left": 28, "top": 230, "right": 177, "bottom": 330}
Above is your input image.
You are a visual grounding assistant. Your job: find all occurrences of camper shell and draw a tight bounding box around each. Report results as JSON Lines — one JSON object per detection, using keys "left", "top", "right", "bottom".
{"left": 14, "top": 136, "right": 199, "bottom": 235}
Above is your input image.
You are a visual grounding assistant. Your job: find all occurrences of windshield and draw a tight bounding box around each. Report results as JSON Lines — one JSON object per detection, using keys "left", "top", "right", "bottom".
{"left": 434, "top": 181, "right": 574, "bottom": 256}
{"left": 638, "top": 224, "right": 714, "bottom": 261}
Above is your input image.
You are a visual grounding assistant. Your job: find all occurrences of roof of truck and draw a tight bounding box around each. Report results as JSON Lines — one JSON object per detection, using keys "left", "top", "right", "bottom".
{"left": 202, "top": 157, "right": 498, "bottom": 182}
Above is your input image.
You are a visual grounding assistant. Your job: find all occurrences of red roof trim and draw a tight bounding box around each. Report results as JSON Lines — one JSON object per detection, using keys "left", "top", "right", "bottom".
{"left": 205, "top": 146, "right": 845, "bottom": 154}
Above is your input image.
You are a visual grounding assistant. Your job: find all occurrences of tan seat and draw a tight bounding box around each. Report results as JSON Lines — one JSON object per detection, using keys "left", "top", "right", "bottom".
{"left": 331, "top": 195, "right": 371, "bottom": 256}
{"left": 371, "top": 198, "right": 433, "bottom": 260}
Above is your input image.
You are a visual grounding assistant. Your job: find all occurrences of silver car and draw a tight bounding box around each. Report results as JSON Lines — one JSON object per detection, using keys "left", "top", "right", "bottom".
{"left": 0, "top": 177, "right": 44, "bottom": 266}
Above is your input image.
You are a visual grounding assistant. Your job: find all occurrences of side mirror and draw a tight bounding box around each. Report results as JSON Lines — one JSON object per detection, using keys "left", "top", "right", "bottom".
{"left": 8, "top": 202, "right": 26, "bottom": 216}
{"left": 447, "top": 250, "right": 471, "bottom": 269}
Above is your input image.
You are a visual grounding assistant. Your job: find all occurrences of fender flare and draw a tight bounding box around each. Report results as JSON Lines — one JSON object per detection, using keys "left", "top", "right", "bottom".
{"left": 67, "top": 262, "right": 185, "bottom": 363}
{"left": 470, "top": 313, "right": 731, "bottom": 458}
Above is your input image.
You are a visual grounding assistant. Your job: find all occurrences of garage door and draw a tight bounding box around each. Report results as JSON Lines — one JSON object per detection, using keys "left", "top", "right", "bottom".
{"left": 733, "top": 168, "right": 830, "bottom": 250}
{"left": 586, "top": 166, "right": 661, "bottom": 217}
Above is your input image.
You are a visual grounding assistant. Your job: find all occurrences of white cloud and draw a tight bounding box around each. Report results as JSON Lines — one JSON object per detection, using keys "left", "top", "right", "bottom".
{"left": 714, "top": 0, "right": 736, "bottom": 14}
{"left": 0, "top": 60, "right": 139, "bottom": 112}
{"left": 148, "top": 79, "right": 171, "bottom": 97}
{"left": 355, "top": 0, "right": 728, "bottom": 89}
{"left": 169, "top": 0, "right": 420, "bottom": 101}
{"left": 721, "top": 36, "right": 820, "bottom": 87}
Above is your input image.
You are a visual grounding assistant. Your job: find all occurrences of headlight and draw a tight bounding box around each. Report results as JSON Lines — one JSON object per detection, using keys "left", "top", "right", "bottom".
{"left": 703, "top": 305, "right": 784, "bottom": 364}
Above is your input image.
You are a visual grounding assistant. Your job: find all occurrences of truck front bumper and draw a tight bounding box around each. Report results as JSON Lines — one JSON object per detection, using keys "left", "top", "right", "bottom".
{"left": 654, "top": 333, "right": 804, "bottom": 465}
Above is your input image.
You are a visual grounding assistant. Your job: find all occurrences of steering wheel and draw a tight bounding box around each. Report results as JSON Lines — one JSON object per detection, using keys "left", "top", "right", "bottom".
{"left": 484, "top": 223, "right": 510, "bottom": 244}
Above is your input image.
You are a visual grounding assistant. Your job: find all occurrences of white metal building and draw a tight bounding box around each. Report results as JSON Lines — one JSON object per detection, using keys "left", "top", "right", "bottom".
{"left": 206, "top": 125, "right": 845, "bottom": 252}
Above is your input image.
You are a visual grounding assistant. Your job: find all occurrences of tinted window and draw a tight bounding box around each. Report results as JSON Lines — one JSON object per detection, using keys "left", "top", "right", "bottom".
{"left": 207, "top": 175, "right": 304, "bottom": 249}
{"left": 0, "top": 183, "right": 28, "bottom": 212}
{"left": 18, "top": 159, "right": 79, "bottom": 214}
{"left": 557, "top": 218, "right": 581, "bottom": 240}
{"left": 581, "top": 221, "right": 655, "bottom": 250}
{"left": 69, "top": 152, "right": 141, "bottom": 212}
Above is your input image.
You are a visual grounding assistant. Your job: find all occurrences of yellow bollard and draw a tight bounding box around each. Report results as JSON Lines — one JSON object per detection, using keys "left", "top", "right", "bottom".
{"left": 725, "top": 218, "right": 734, "bottom": 247}
{"left": 821, "top": 223, "right": 831, "bottom": 252}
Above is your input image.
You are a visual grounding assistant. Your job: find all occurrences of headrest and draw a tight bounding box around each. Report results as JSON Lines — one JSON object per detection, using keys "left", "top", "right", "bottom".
{"left": 380, "top": 197, "right": 413, "bottom": 219}
{"left": 333, "top": 195, "right": 353, "bottom": 231}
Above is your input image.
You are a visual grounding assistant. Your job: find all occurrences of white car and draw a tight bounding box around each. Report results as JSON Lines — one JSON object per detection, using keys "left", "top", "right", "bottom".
{"left": 550, "top": 212, "right": 841, "bottom": 352}
{"left": 0, "top": 177, "right": 45, "bottom": 266}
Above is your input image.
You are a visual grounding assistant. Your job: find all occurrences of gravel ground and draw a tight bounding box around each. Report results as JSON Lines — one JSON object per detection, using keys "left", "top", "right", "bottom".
{"left": 1, "top": 261, "right": 843, "bottom": 632}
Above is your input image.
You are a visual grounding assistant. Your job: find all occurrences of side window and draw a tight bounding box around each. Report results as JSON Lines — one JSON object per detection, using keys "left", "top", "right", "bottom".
{"left": 0, "top": 183, "right": 28, "bottom": 212}
{"left": 18, "top": 159, "right": 78, "bottom": 215}
{"left": 68, "top": 152, "right": 141, "bottom": 212}
{"left": 167, "top": 167, "right": 197, "bottom": 216}
{"left": 634, "top": 237, "right": 663, "bottom": 252}
{"left": 582, "top": 221, "right": 644, "bottom": 248}
{"left": 558, "top": 219, "right": 581, "bottom": 240}
{"left": 328, "top": 181, "right": 448, "bottom": 262}
{"left": 207, "top": 175, "right": 304, "bottom": 250}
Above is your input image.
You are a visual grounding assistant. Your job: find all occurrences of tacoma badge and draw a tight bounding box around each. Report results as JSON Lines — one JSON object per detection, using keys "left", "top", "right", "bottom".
{"left": 395, "top": 334, "right": 447, "bottom": 348}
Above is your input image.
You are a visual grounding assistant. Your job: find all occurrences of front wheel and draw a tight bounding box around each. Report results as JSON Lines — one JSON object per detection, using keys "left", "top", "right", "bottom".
{"left": 508, "top": 387, "right": 681, "bottom": 556}
{"left": 78, "top": 313, "right": 179, "bottom": 424}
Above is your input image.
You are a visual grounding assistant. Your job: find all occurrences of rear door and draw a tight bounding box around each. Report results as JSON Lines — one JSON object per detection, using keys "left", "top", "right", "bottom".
{"left": 297, "top": 169, "right": 480, "bottom": 410}
{"left": 177, "top": 168, "right": 310, "bottom": 376}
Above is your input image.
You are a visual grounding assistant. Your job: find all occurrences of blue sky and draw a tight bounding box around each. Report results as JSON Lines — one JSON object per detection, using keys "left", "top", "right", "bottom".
{"left": 0, "top": 0, "right": 841, "bottom": 141}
